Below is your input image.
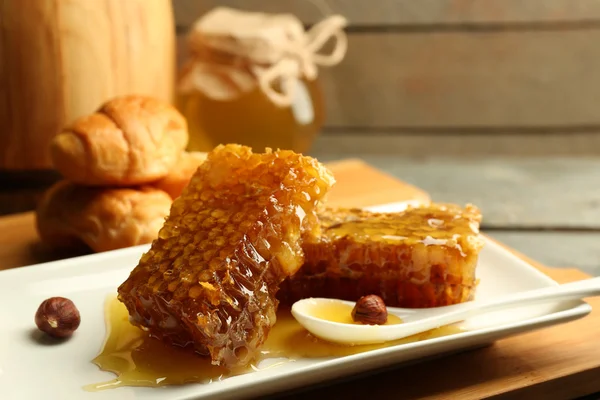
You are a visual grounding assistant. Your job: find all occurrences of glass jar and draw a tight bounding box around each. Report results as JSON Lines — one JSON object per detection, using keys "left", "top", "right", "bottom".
{"left": 178, "top": 77, "right": 325, "bottom": 153}
{"left": 176, "top": 7, "right": 346, "bottom": 153}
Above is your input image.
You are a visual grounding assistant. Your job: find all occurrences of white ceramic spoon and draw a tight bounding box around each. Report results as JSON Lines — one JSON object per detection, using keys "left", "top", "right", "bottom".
{"left": 291, "top": 277, "right": 600, "bottom": 345}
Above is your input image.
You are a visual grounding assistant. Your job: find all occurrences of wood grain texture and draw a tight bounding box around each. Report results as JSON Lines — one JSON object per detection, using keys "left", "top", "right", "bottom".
{"left": 0, "top": 0, "right": 175, "bottom": 170}
{"left": 0, "top": 212, "right": 89, "bottom": 272}
{"left": 314, "top": 132, "right": 600, "bottom": 157}
{"left": 318, "top": 30, "right": 600, "bottom": 128}
{"left": 173, "top": 0, "right": 600, "bottom": 28}
{"left": 324, "top": 159, "right": 430, "bottom": 207}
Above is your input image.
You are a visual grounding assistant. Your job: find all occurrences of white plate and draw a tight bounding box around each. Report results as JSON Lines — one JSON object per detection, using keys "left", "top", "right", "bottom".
{"left": 0, "top": 202, "right": 591, "bottom": 400}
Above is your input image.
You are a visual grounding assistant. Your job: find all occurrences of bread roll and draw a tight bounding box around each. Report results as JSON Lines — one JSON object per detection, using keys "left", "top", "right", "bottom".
{"left": 153, "top": 151, "right": 208, "bottom": 199}
{"left": 50, "top": 95, "right": 188, "bottom": 186}
{"left": 36, "top": 180, "right": 172, "bottom": 252}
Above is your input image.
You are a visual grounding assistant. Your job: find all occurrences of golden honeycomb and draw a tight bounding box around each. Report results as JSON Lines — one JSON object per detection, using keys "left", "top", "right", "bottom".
{"left": 117, "top": 144, "right": 334, "bottom": 369}
{"left": 278, "top": 203, "right": 484, "bottom": 308}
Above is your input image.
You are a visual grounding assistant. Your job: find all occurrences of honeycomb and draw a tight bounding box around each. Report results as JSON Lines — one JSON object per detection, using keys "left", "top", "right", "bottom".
{"left": 278, "top": 203, "right": 484, "bottom": 308}
{"left": 117, "top": 144, "right": 334, "bottom": 369}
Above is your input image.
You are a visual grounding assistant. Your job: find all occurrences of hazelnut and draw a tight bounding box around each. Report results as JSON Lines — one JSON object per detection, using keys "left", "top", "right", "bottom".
{"left": 34, "top": 297, "right": 81, "bottom": 338}
{"left": 351, "top": 295, "right": 388, "bottom": 325}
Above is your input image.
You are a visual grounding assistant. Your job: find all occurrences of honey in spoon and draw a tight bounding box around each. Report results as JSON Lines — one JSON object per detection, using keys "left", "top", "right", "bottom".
{"left": 306, "top": 301, "right": 403, "bottom": 325}
{"left": 85, "top": 296, "right": 465, "bottom": 391}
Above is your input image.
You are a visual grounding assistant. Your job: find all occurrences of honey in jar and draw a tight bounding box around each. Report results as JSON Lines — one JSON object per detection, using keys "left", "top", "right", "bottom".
{"left": 176, "top": 7, "right": 348, "bottom": 153}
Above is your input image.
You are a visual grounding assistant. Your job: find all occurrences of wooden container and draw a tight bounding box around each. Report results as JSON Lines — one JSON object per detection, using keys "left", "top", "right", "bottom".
{"left": 0, "top": 0, "right": 176, "bottom": 171}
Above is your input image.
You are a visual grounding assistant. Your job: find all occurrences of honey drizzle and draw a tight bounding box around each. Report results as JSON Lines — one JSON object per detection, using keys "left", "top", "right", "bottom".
{"left": 85, "top": 296, "right": 465, "bottom": 391}
{"left": 322, "top": 206, "right": 479, "bottom": 248}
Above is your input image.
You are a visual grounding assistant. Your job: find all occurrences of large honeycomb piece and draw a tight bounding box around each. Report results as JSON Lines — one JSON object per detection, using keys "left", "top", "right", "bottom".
{"left": 117, "top": 144, "right": 334, "bottom": 369}
{"left": 278, "top": 203, "right": 484, "bottom": 308}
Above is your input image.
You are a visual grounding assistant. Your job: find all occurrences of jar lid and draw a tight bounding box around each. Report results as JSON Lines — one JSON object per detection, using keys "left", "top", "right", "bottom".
{"left": 179, "top": 7, "right": 348, "bottom": 107}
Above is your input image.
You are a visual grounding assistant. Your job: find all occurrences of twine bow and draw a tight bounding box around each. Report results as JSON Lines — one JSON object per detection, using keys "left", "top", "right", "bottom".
{"left": 258, "top": 15, "right": 348, "bottom": 107}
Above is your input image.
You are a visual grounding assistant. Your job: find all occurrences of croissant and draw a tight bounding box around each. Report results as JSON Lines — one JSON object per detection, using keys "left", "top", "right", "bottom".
{"left": 50, "top": 95, "right": 188, "bottom": 186}
{"left": 35, "top": 180, "right": 172, "bottom": 253}
{"left": 152, "top": 151, "right": 208, "bottom": 199}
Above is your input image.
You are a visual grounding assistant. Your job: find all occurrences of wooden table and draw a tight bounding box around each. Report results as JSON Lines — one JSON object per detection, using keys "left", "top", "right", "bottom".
{"left": 1, "top": 159, "right": 600, "bottom": 399}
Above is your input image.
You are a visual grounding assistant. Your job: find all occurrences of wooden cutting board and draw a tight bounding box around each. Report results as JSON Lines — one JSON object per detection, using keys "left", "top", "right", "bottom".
{"left": 1, "top": 159, "right": 599, "bottom": 399}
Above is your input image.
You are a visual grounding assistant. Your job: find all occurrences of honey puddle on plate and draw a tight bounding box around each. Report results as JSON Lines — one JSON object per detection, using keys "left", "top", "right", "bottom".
{"left": 85, "top": 296, "right": 465, "bottom": 391}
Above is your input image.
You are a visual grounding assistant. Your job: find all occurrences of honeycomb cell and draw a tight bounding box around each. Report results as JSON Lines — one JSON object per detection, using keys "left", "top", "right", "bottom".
{"left": 117, "top": 144, "right": 334, "bottom": 369}
{"left": 278, "top": 203, "right": 485, "bottom": 308}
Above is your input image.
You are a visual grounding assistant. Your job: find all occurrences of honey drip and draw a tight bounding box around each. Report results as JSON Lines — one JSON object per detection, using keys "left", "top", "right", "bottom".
{"left": 85, "top": 296, "right": 465, "bottom": 391}
{"left": 84, "top": 297, "right": 229, "bottom": 391}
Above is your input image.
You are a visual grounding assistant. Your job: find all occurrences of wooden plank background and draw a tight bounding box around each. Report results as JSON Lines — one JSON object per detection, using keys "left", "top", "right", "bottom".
{"left": 313, "top": 132, "right": 600, "bottom": 157}
{"left": 172, "top": 0, "right": 600, "bottom": 131}
{"left": 173, "top": 0, "right": 600, "bottom": 26}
